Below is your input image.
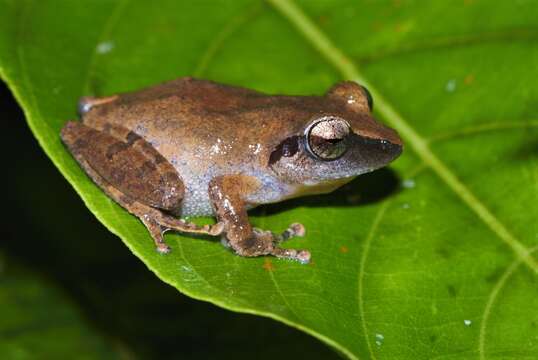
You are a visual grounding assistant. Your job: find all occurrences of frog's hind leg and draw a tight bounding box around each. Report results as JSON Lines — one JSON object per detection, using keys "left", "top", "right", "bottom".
{"left": 138, "top": 206, "right": 224, "bottom": 254}
{"left": 60, "top": 121, "right": 223, "bottom": 253}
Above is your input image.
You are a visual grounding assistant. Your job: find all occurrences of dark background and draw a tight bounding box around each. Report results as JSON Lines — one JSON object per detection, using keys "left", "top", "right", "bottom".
{"left": 1, "top": 80, "right": 339, "bottom": 359}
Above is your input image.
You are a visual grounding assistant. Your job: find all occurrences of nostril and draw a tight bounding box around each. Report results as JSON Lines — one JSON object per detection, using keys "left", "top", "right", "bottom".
{"left": 388, "top": 132, "right": 403, "bottom": 147}
{"left": 380, "top": 139, "right": 390, "bottom": 151}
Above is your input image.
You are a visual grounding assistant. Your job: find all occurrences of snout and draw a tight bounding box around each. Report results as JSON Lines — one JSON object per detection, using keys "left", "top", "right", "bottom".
{"left": 379, "top": 138, "right": 403, "bottom": 163}
{"left": 349, "top": 133, "right": 403, "bottom": 172}
{"left": 348, "top": 113, "right": 403, "bottom": 149}
{"left": 362, "top": 136, "right": 403, "bottom": 164}
{"left": 382, "top": 126, "right": 403, "bottom": 147}
{"left": 351, "top": 116, "right": 403, "bottom": 167}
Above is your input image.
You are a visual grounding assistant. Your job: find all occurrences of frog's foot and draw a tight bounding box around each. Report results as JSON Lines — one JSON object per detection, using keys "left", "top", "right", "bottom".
{"left": 246, "top": 228, "right": 311, "bottom": 264}
{"left": 141, "top": 215, "right": 171, "bottom": 254}
{"left": 272, "top": 247, "right": 311, "bottom": 264}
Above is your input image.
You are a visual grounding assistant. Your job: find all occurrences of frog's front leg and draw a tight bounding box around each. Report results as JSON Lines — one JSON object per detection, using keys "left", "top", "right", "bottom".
{"left": 208, "top": 175, "right": 310, "bottom": 263}
{"left": 61, "top": 121, "right": 223, "bottom": 253}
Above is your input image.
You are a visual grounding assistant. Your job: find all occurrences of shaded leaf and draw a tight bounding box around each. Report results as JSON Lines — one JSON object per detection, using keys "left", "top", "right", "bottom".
{"left": 0, "top": 253, "right": 120, "bottom": 359}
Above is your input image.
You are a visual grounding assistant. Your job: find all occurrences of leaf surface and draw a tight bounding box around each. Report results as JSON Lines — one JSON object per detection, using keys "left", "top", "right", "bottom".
{"left": 1, "top": 0, "right": 537, "bottom": 358}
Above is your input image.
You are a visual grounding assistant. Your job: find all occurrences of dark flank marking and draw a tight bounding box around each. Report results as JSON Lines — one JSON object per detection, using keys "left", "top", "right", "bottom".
{"left": 268, "top": 135, "right": 299, "bottom": 165}
{"left": 126, "top": 131, "right": 140, "bottom": 145}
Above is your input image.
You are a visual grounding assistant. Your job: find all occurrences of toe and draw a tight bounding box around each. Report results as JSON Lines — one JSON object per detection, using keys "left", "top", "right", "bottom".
{"left": 290, "top": 223, "right": 306, "bottom": 237}
{"left": 156, "top": 244, "right": 171, "bottom": 254}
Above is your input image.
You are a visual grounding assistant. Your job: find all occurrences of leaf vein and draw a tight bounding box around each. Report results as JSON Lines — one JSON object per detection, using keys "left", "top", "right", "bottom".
{"left": 81, "top": 0, "right": 131, "bottom": 95}
{"left": 265, "top": 270, "right": 359, "bottom": 360}
{"left": 358, "top": 202, "right": 389, "bottom": 360}
{"left": 193, "top": 3, "right": 260, "bottom": 77}
{"left": 478, "top": 246, "right": 538, "bottom": 360}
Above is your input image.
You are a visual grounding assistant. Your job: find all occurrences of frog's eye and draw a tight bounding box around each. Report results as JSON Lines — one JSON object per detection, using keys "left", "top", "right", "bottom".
{"left": 306, "top": 116, "right": 350, "bottom": 160}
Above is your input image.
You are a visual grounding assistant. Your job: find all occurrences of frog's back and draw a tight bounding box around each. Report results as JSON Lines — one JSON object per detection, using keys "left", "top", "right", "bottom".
{"left": 80, "top": 78, "right": 324, "bottom": 163}
{"left": 84, "top": 77, "right": 265, "bottom": 121}
{"left": 83, "top": 78, "right": 275, "bottom": 151}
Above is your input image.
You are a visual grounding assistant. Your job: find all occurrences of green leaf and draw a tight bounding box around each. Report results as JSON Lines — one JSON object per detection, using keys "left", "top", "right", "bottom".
{"left": 1, "top": 0, "right": 537, "bottom": 358}
{"left": 0, "top": 253, "right": 120, "bottom": 359}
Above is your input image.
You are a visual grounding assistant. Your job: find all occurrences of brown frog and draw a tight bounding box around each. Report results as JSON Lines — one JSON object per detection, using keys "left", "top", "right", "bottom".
{"left": 61, "top": 77, "right": 402, "bottom": 263}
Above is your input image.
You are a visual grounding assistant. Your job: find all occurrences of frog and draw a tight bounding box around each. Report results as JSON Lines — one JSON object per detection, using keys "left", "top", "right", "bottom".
{"left": 61, "top": 77, "right": 402, "bottom": 264}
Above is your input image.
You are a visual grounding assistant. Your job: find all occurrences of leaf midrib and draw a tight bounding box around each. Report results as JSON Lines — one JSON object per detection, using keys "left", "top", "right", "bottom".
{"left": 268, "top": 0, "right": 538, "bottom": 275}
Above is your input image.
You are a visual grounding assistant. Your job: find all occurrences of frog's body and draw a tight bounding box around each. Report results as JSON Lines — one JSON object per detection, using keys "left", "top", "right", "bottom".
{"left": 61, "top": 77, "right": 402, "bottom": 263}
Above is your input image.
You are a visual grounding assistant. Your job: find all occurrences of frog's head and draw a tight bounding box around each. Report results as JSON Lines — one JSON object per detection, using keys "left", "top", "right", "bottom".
{"left": 269, "top": 81, "right": 403, "bottom": 193}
